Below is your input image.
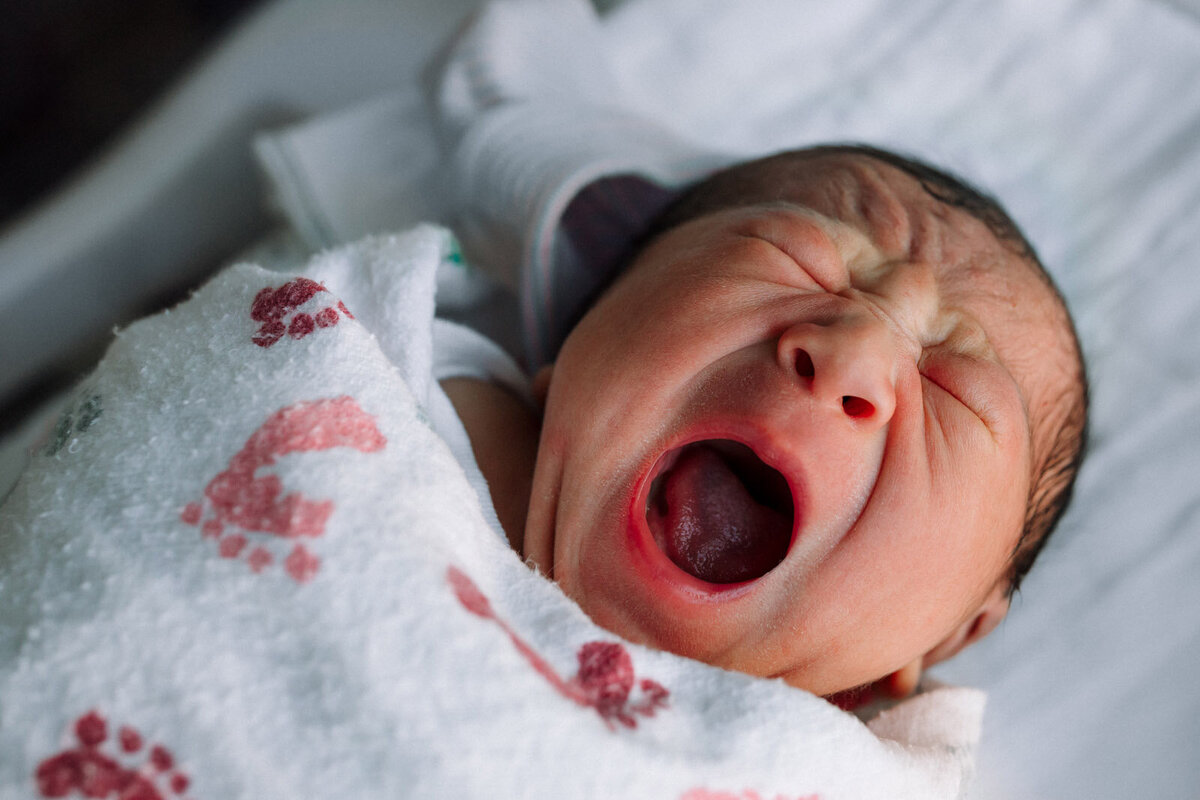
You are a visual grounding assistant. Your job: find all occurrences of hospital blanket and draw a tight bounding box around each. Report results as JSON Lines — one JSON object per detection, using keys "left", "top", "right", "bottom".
{"left": 0, "top": 225, "right": 983, "bottom": 799}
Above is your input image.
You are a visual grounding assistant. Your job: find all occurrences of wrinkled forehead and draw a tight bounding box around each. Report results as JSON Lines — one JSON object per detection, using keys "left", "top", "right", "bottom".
{"left": 787, "top": 154, "right": 1060, "bottom": 315}
{"left": 763, "top": 152, "right": 1018, "bottom": 271}
{"left": 781, "top": 152, "right": 1080, "bottom": 451}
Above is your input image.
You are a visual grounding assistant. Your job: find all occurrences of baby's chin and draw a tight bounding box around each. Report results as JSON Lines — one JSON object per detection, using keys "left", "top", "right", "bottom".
{"left": 554, "top": 436, "right": 814, "bottom": 680}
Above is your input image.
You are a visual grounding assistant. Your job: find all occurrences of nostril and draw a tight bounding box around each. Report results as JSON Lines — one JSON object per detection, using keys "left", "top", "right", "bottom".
{"left": 794, "top": 349, "right": 815, "bottom": 379}
{"left": 841, "top": 395, "right": 875, "bottom": 419}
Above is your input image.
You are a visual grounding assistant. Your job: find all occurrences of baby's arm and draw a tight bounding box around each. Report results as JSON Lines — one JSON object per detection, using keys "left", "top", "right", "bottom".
{"left": 441, "top": 377, "right": 539, "bottom": 552}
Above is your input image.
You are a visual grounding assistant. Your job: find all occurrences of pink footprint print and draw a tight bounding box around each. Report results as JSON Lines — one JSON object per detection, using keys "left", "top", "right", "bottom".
{"left": 34, "top": 710, "right": 193, "bottom": 799}
{"left": 181, "top": 396, "right": 385, "bottom": 582}
{"left": 447, "top": 566, "right": 669, "bottom": 729}
{"left": 250, "top": 277, "right": 353, "bottom": 348}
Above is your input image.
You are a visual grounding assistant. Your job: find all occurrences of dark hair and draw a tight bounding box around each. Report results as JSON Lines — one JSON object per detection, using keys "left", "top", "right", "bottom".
{"left": 638, "top": 143, "right": 1090, "bottom": 592}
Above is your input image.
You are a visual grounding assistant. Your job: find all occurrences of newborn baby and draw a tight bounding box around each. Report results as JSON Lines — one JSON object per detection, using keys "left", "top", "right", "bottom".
{"left": 443, "top": 144, "right": 1088, "bottom": 704}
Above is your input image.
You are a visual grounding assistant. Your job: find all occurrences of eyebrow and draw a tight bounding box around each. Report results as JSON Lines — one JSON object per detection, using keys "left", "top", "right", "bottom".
{"left": 793, "top": 165, "right": 1063, "bottom": 563}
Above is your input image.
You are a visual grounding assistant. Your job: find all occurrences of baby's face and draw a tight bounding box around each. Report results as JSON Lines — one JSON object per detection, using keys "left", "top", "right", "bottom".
{"left": 525, "top": 154, "right": 1071, "bottom": 696}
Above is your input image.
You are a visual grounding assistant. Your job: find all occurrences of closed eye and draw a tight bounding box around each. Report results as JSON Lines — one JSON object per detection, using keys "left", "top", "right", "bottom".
{"left": 919, "top": 354, "right": 1000, "bottom": 436}
{"left": 919, "top": 352, "right": 1022, "bottom": 443}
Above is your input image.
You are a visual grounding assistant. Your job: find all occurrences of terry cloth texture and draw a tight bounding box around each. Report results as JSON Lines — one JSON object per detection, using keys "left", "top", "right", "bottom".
{"left": 1, "top": 224, "right": 983, "bottom": 799}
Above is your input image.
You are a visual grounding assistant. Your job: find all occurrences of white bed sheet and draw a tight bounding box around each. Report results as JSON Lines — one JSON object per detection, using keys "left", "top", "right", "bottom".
{"left": 3, "top": 0, "right": 1199, "bottom": 798}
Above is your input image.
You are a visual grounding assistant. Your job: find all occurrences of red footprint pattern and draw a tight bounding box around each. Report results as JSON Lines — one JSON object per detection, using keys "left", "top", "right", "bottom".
{"left": 447, "top": 566, "right": 669, "bottom": 729}
{"left": 181, "top": 396, "right": 385, "bottom": 582}
{"left": 34, "top": 711, "right": 192, "bottom": 800}
{"left": 250, "top": 278, "right": 353, "bottom": 348}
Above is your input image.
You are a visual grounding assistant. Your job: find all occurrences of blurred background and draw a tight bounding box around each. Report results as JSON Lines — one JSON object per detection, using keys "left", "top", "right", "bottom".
{"left": 0, "top": 0, "right": 263, "bottom": 229}
{"left": 0, "top": 0, "right": 265, "bottom": 427}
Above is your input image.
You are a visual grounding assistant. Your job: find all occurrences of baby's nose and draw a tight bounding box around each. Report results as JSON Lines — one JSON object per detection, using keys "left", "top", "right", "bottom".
{"left": 777, "top": 314, "right": 899, "bottom": 429}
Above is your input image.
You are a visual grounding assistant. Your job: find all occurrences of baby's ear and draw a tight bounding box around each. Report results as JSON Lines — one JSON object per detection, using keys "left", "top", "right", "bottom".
{"left": 863, "top": 585, "right": 1010, "bottom": 705}
{"left": 532, "top": 363, "right": 555, "bottom": 409}
{"left": 923, "top": 582, "right": 1011, "bottom": 669}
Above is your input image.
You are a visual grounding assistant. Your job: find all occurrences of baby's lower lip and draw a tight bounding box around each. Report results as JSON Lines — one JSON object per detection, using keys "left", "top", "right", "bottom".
{"left": 625, "top": 437, "right": 800, "bottom": 600}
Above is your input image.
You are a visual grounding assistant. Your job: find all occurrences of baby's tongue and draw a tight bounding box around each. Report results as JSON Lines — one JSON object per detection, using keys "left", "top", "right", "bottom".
{"left": 647, "top": 443, "right": 791, "bottom": 584}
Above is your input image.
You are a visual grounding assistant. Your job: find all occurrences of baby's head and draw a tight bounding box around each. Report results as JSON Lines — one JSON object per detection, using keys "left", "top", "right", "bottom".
{"left": 523, "top": 145, "right": 1088, "bottom": 700}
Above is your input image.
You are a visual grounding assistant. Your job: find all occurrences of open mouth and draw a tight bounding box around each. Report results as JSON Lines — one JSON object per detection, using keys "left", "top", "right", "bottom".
{"left": 645, "top": 440, "right": 794, "bottom": 584}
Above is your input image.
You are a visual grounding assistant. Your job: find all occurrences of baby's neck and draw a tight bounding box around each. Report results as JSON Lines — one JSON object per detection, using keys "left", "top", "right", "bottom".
{"left": 440, "top": 377, "right": 541, "bottom": 553}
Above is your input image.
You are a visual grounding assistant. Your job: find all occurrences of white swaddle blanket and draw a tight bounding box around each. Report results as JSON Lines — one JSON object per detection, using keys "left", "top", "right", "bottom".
{"left": 0, "top": 225, "right": 984, "bottom": 799}
{"left": 252, "top": 5, "right": 1200, "bottom": 794}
